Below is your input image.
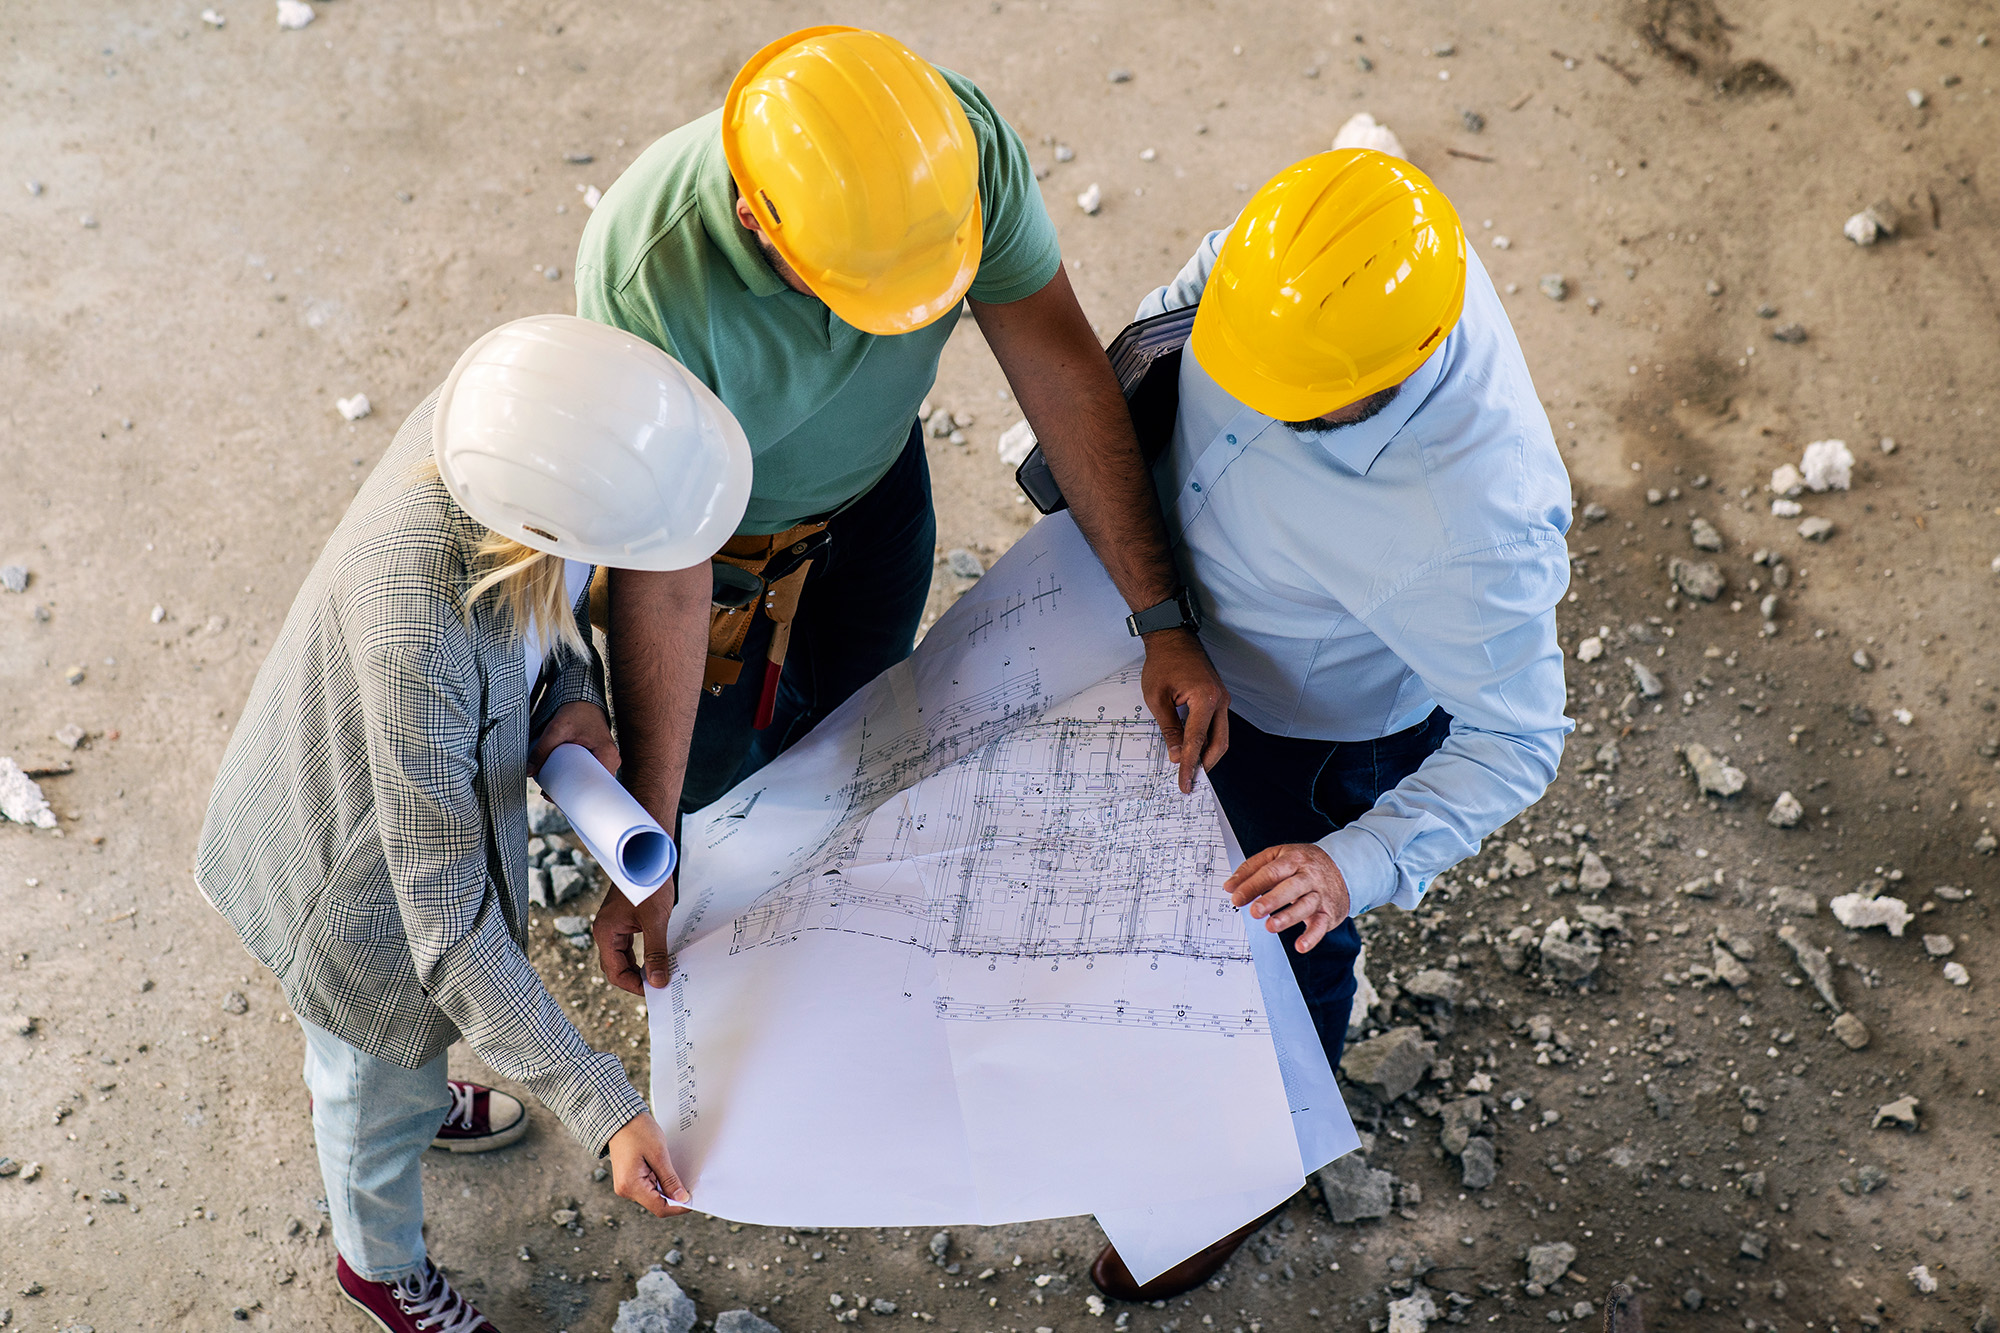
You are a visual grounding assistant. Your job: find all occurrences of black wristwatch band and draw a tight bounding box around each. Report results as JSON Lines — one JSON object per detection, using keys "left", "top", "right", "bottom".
{"left": 1126, "top": 588, "right": 1201, "bottom": 637}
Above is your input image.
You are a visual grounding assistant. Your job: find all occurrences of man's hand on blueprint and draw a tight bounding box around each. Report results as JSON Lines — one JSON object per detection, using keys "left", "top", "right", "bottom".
{"left": 595, "top": 881, "right": 676, "bottom": 994}
{"left": 607, "top": 1111, "right": 692, "bottom": 1216}
{"left": 1225, "top": 843, "right": 1350, "bottom": 953}
{"left": 1139, "top": 627, "right": 1230, "bottom": 794}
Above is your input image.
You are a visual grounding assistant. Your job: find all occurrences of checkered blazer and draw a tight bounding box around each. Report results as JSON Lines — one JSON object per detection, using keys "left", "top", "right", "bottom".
{"left": 196, "top": 390, "right": 648, "bottom": 1156}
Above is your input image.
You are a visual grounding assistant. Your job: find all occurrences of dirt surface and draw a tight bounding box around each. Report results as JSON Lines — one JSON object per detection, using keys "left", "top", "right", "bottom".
{"left": 3, "top": 1, "right": 1998, "bottom": 1330}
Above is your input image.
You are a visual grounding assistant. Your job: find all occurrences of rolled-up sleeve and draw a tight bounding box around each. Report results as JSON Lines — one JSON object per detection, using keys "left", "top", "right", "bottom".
{"left": 352, "top": 603, "right": 646, "bottom": 1155}
{"left": 1318, "top": 533, "right": 1573, "bottom": 915}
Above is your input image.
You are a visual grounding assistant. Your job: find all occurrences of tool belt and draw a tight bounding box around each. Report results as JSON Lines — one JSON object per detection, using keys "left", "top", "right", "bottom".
{"left": 704, "top": 520, "right": 833, "bottom": 714}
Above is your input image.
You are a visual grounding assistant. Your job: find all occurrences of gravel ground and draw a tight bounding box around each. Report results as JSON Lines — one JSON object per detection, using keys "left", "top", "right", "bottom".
{"left": 2, "top": 2, "right": 1996, "bottom": 1331}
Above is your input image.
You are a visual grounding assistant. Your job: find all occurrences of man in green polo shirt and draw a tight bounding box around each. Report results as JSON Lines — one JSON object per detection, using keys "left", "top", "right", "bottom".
{"left": 571, "top": 26, "right": 1227, "bottom": 998}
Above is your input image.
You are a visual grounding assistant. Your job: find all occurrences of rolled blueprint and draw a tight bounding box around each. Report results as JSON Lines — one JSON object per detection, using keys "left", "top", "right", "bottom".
{"left": 536, "top": 744, "right": 676, "bottom": 904}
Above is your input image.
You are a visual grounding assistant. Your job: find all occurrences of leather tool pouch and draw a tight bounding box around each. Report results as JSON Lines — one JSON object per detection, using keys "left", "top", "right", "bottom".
{"left": 702, "top": 520, "right": 833, "bottom": 696}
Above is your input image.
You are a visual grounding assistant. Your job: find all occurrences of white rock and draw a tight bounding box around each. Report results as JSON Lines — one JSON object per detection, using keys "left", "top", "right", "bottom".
{"left": 1798, "top": 516, "right": 1835, "bottom": 541}
{"left": 150, "top": 604, "right": 166, "bottom": 623}
{"left": 1075, "top": 183, "right": 1103, "bottom": 215}
{"left": 1829, "top": 892, "right": 1912, "bottom": 937}
{"left": 1332, "top": 112, "right": 1407, "bottom": 160}
{"left": 1800, "top": 439, "right": 1854, "bottom": 492}
{"left": 1682, "top": 743, "right": 1746, "bottom": 797}
{"left": 1906, "top": 88, "right": 1927, "bottom": 108}
{"left": 1893, "top": 708, "right": 1913, "bottom": 726}
{"left": 1490, "top": 235, "right": 1511, "bottom": 250}
{"left": 0, "top": 757, "right": 59, "bottom": 829}
{"left": 582, "top": 185, "right": 602, "bottom": 209}
{"left": 1386, "top": 1289, "right": 1437, "bottom": 1333}
{"left": 201, "top": 7, "right": 226, "bottom": 25}
{"left": 1767, "top": 791, "right": 1802, "bottom": 828}
{"left": 996, "top": 420, "right": 1037, "bottom": 468}
{"left": 1921, "top": 933, "right": 1953, "bottom": 957}
{"left": 1844, "top": 210, "right": 1882, "bottom": 245}
{"left": 1770, "top": 463, "right": 1804, "bottom": 497}
{"left": 1908, "top": 1264, "right": 1936, "bottom": 1294}
{"left": 1879, "top": 436, "right": 1897, "bottom": 454}
{"left": 1575, "top": 636, "right": 1603, "bottom": 662}
{"left": 1943, "top": 961, "right": 1969, "bottom": 986}
{"left": 1054, "top": 144, "right": 1074, "bottom": 163}
{"left": 1770, "top": 498, "right": 1802, "bottom": 518}
{"left": 336, "top": 393, "right": 371, "bottom": 421}
{"left": 275, "top": 0, "right": 314, "bottom": 29}
{"left": 1347, "top": 945, "right": 1379, "bottom": 1033}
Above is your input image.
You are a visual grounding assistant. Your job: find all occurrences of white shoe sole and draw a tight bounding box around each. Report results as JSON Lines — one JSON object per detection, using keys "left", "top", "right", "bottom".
{"left": 430, "top": 1108, "right": 529, "bottom": 1154}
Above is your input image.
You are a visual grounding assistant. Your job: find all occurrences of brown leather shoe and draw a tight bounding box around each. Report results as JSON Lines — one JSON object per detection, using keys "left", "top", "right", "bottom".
{"left": 1089, "top": 1203, "right": 1288, "bottom": 1303}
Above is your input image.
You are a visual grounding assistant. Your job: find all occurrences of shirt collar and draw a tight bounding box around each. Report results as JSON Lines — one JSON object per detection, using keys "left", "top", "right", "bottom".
{"left": 695, "top": 130, "right": 788, "bottom": 299}
{"left": 1300, "top": 339, "right": 1449, "bottom": 476}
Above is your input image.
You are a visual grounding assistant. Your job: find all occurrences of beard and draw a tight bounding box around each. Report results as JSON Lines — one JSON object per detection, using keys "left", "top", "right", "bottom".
{"left": 1284, "top": 385, "right": 1400, "bottom": 435}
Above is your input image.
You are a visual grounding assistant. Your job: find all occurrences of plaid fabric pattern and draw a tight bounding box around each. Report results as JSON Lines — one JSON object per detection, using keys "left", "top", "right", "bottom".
{"left": 196, "top": 390, "right": 648, "bottom": 1157}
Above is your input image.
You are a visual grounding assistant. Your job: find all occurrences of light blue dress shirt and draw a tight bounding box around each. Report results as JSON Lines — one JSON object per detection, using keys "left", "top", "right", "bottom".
{"left": 1137, "top": 237, "right": 1574, "bottom": 917}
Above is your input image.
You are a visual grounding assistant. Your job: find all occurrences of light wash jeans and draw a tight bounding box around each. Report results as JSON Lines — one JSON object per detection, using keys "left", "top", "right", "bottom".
{"left": 302, "top": 1017, "right": 450, "bottom": 1283}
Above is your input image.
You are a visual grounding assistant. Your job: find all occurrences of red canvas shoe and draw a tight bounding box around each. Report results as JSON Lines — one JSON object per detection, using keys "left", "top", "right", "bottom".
{"left": 337, "top": 1254, "right": 499, "bottom": 1333}
{"left": 430, "top": 1080, "right": 528, "bottom": 1153}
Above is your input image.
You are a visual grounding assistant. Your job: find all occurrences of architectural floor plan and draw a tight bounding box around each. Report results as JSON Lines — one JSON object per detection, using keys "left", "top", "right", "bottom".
{"left": 647, "top": 515, "right": 1340, "bottom": 1266}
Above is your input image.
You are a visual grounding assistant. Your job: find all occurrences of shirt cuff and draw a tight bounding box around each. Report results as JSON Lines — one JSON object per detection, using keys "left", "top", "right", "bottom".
{"left": 1318, "top": 825, "right": 1400, "bottom": 918}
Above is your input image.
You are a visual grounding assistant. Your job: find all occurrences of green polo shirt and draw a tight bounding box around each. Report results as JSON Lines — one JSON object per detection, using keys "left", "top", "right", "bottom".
{"left": 574, "top": 70, "right": 1061, "bottom": 535}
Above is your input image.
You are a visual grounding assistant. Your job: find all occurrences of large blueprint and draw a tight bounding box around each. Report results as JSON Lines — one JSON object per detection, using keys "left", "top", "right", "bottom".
{"left": 647, "top": 514, "right": 1353, "bottom": 1271}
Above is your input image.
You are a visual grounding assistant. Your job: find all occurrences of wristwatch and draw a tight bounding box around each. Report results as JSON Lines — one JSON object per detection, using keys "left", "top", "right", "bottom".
{"left": 1126, "top": 588, "right": 1202, "bottom": 638}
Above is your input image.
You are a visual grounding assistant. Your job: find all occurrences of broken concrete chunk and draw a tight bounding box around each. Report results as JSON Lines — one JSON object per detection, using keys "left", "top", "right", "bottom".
{"left": 1710, "top": 945, "right": 1751, "bottom": 990}
{"left": 1500, "top": 841, "right": 1537, "bottom": 878}
{"left": 1767, "top": 791, "right": 1802, "bottom": 827}
{"left": 1539, "top": 936, "right": 1602, "bottom": 982}
{"left": 1943, "top": 961, "right": 1970, "bottom": 986}
{"left": 1670, "top": 558, "right": 1725, "bottom": 601}
{"left": 1688, "top": 517, "right": 1724, "bottom": 551}
{"left": 1798, "top": 516, "right": 1835, "bottom": 542}
{"left": 1404, "top": 969, "right": 1462, "bottom": 1006}
{"left": 1922, "top": 933, "right": 1954, "bottom": 957}
{"left": 1578, "top": 849, "right": 1612, "bottom": 892}
{"left": 1832, "top": 1012, "right": 1871, "bottom": 1050}
{"left": 1525, "top": 1241, "right": 1577, "bottom": 1287}
{"left": 1777, "top": 926, "right": 1840, "bottom": 1008}
{"left": 1316, "top": 1152, "right": 1395, "bottom": 1223}
{"left": 1768, "top": 886, "right": 1818, "bottom": 915}
{"left": 0, "top": 758, "right": 59, "bottom": 829}
{"left": 1386, "top": 1289, "right": 1436, "bottom": 1333}
{"left": 1682, "top": 743, "right": 1746, "bottom": 797}
{"left": 1459, "top": 1135, "right": 1497, "bottom": 1189}
{"left": 614, "top": 1269, "right": 698, "bottom": 1333}
{"left": 1626, "top": 658, "right": 1663, "bottom": 698}
{"left": 1438, "top": 1097, "right": 1484, "bottom": 1155}
{"left": 1800, "top": 439, "right": 1854, "bottom": 492}
{"left": 1871, "top": 1095, "right": 1919, "bottom": 1130}
{"left": 1829, "top": 892, "right": 1912, "bottom": 937}
{"left": 1340, "top": 1026, "right": 1435, "bottom": 1102}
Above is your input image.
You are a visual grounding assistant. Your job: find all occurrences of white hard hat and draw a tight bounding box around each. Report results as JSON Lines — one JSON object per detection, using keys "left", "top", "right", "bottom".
{"left": 433, "top": 314, "right": 753, "bottom": 571}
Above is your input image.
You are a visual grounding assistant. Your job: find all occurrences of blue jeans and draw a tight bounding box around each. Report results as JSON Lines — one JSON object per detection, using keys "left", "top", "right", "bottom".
{"left": 302, "top": 1018, "right": 449, "bottom": 1283}
{"left": 681, "top": 422, "right": 937, "bottom": 811}
{"left": 1203, "top": 707, "right": 1452, "bottom": 1072}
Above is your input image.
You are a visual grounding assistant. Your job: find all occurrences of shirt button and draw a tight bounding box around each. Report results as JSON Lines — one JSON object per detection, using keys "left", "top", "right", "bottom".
{"left": 1191, "top": 482, "right": 1202, "bottom": 492}
{"left": 1226, "top": 434, "right": 1236, "bottom": 444}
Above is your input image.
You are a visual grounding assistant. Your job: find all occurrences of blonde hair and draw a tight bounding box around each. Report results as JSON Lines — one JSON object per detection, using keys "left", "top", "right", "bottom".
{"left": 410, "top": 457, "right": 587, "bottom": 660}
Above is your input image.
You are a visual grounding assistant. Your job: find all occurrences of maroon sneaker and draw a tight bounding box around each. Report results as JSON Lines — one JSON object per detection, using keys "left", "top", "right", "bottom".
{"left": 337, "top": 1254, "right": 498, "bottom": 1333}
{"left": 430, "top": 1080, "right": 527, "bottom": 1154}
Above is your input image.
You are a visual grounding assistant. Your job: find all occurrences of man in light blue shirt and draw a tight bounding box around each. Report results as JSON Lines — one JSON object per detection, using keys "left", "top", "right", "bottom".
{"left": 1088, "top": 151, "right": 1572, "bottom": 1302}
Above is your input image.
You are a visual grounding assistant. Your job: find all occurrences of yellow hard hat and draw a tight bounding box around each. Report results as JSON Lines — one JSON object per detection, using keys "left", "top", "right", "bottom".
{"left": 723, "top": 26, "right": 983, "bottom": 335}
{"left": 1190, "top": 150, "right": 1467, "bottom": 422}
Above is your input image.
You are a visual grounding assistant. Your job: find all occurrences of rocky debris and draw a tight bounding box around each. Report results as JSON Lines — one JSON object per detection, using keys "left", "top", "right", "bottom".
{"left": 1681, "top": 743, "right": 1745, "bottom": 797}
{"left": 1575, "top": 635, "right": 1603, "bottom": 662}
{"left": 1872, "top": 1095, "right": 1919, "bottom": 1130}
{"left": 526, "top": 785, "right": 571, "bottom": 836}
{"left": 1708, "top": 945, "right": 1751, "bottom": 990}
{"left": 716, "top": 1313, "right": 781, "bottom": 1333}
{"left": 1688, "top": 517, "right": 1724, "bottom": 551}
{"left": 53, "top": 724, "right": 86, "bottom": 751}
{"left": 1340, "top": 1027, "right": 1434, "bottom": 1101}
{"left": 1943, "top": 962, "right": 1971, "bottom": 986}
{"left": 1524, "top": 1241, "right": 1576, "bottom": 1288}
{"left": 1921, "top": 933, "right": 1954, "bottom": 957}
{"left": 1332, "top": 112, "right": 1406, "bottom": 159}
{"left": 1830, "top": 891, "right": 1912, "bottom": 936}
{"left": 0, "top": 759, "right": 59, "bottom": 830}
{"left": 553, "top": 915, "right": 593, "bottom": 950}
{"left": 927, "top": 1231, "right": 950, "bottom": 1263}
{"left": 1626, "top": 658, "right": 1663, "bottom": 698}
{"left": 615, "top": 1269, "right": 698, "bottom": 1333}
{"left": 996, "top": 420, "right": 1036, "bottom": 468}
{"left": 1538, "top": 274, "right": 1568, "bottom": 302}
{"left": 1770, "top": 464, "right": 1804, "bottom": 497}
{"left": 1438, "top": 1097, "right": 1484, "bottom": 1155}
{"left": 221, "top": 991, "right": 249, "bottom": 1015}
{"left": 1766, "top": 791, "right": 1802, "bottom": 827}
{"left": 1844, "top": 206, "right": 1895, "bottom": 246}
{"left": 1799, "top": 439, "right": 1855, "bottom": 492}
{"left": 1738, "top": 1231, "right": 1769, "bottom": 1260}
{"left": 1348, "top": 947, "right": 1379, "bottom": 1032}
{"left": 548, "top": 864, "right": 589, "bottom": 906}
{"left": 946, "top": 549, "right": 984, "bottom": 580}
{"left": 1770, "top": 322, "right": 1809, "bottom": 344}
{"left": 335, "top": 393, "right": 371, "bottom": 421}
{"left": 1499, "top": 841, "right": 1537, "bottom": 877}
{"left": 1798, "top": 516, "right": 1835, "bottom": 541}
{"left": 1075, "top": 183, "right": 1102, "bottom": 215}
{"left": 276, "top": 0, "right": 315, "bottom": 30}
{"left": 0, "top": 564, "right": 28, "bottom": 594}
{"left": 1769, "top": 886, "right": 1818, "bottom": 915}
{"left": 1538, "top": 930, "right": 1602, "bottom": 982}
{"left": 1670, "top": 558, "right": 1725, "bottom": 601}
{"left": 1316, "top": 1152, "right": 1395, "bottom": 1223}
{"left": 1403, "top": 969, "right": 1461, "bottom": 1006}
{"left": 1459, "top": 1135, "right": 1496, "bottom": 1189}
{"left": 1851, "top": 648, "right": 1874, "bottom": 672}
{"left": 1777, "top": 926, "right": 1840, "bottom": 1006}
{"left": 1908, "top": 1265, "right": 1937, "bottom": 1294}
{"left": 1578, "top": 849, "right": 1612, "bottom": 892}
{"left": 1832, "top": 1012, "right": 1871, "bottom": 1050}
{"left": 1386, "top": 1288, "right": 1436, "bottom": 1333}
